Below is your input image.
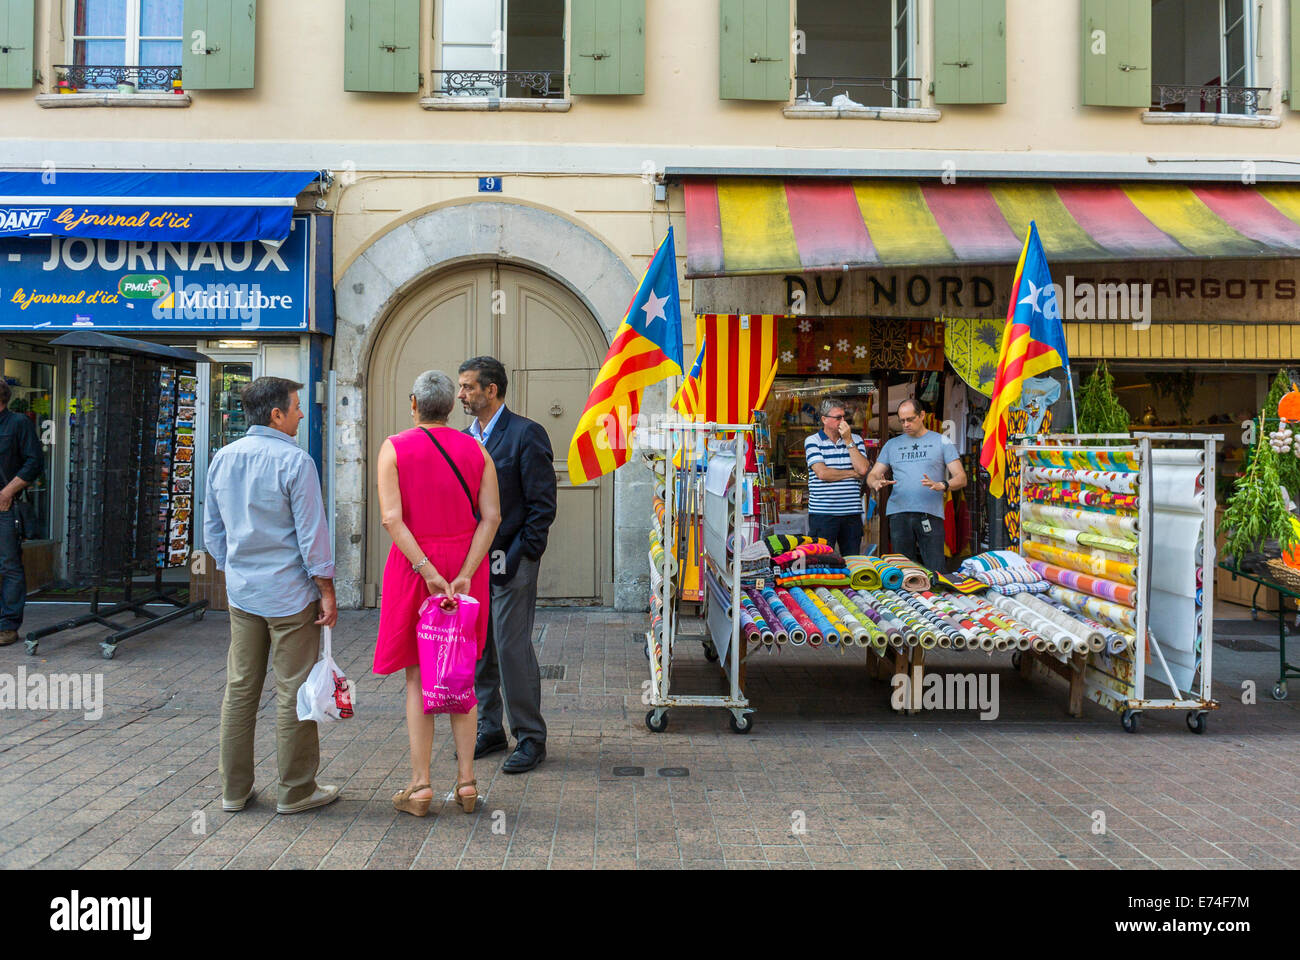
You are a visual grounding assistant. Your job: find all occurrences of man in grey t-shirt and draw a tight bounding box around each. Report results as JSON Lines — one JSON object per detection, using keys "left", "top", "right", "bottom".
{"left": 867, "top": 398, "right": 966, "bottom": 573}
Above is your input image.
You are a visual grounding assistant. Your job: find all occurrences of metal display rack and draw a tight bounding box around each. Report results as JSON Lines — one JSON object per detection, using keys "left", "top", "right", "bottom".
{"left": 1011, "top": 433, "right": 1218, "bottom": 733}
{"left": 644, "top": 421, "right": 755, "bottom": 734}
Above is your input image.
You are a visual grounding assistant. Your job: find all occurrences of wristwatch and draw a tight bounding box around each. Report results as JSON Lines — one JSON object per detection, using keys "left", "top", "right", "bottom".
{"left": 942, "top": 480, "right": 950, "bottom": 492}
{"left": 411, "top": 557, "right": 429, "bottom": 573}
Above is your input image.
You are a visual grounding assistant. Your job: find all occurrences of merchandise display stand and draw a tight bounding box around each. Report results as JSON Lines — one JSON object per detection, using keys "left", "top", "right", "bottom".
{"left": 1216, "top": 562, "right": 1299, "bottom": 701}
{"left": 1011, "top": 433, "right": 1219, "bottom": 733}
{"left": 644, "top": 421, "right": 755, "bottom": 734}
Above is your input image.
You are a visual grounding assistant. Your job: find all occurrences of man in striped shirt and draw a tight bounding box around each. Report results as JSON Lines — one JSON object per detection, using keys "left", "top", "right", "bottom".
{"left": 803, "top": 399, "right": 870, "bottom": 555}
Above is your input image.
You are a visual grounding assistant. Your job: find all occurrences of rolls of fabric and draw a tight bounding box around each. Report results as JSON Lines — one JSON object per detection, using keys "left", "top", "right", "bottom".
{"left": 1021, "top": 502, "right": 1138, "bottom": 537}
{"left": 802, "top": 587, "right": 847, "bottom": 646}
{"left": 845, "top": 556, "right": 882, "bottom": 590}
{"left": 1029, "top": 560, "right": 1136, "bottom": 607}
{"left": 857, "top": 556, "right": 904, "bottom": 590}
{"left": 745, "top": 587, "right": 788, "bottom": 644}
{"left": 960, "top": 550, "right": 1028, "bottom": 574}
{"left": 882, "top": 553, "right": 932, "bottom": 592}
{"left": 842, "top": 588, "right": 904, "bottom": 649}
{"left": 914, "top": 592, "right": 982, "bottom": 648}
{"left": 738, "top": 593, "right": 774, "bottom": 646}
{"left": 985, "top": 592, "right": 1074, "bottom": 653}
{"left": 895, "top": 591, "right": 963, "bottom": 649}
{"left": 1014, "top": 592, "right": 1103, "bottom": 652}
{"left": 1024, "top": 465, "right": 1137, "bottom": 493}
{"left": 759, "top": 587, "right": 801, "bottom": 644}
{"left": 789, "top": 586, "right": 838, "bottom": 645}
{"left": 776, "top": 586, "right": 821, "bottom": 646}
{"left": 1021, "top": 449, "right": 1139, "bottom": 472}
{"left": 1022, "top": 540, "right": 1136, "bottom": 586}
{"left": 815, "top": 587, "right": 872, "bottom": 647}
{"left": 1022, "top": 520, "right": 1138, "bottom": 556}
{"left": 828, "top": 588, "right": 886, "bottom": 648}
{"left": 1023, "top": 482, "right": 1138, "bottom": 511}
{"left": 1046, "top": 584, "right": 1136, "bottom": 633}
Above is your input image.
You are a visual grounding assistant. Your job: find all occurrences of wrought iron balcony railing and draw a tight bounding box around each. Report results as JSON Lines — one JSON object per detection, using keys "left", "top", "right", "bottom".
{"left": 55, "top": 64, "right": 181, "bottom": 90}
{"left": 429, "top": 69, "right": 563, "bottom": 98}
{"left": 795, "top": 75, "right": 921, "bottom": 108}
{"left": 1150, "top": 82, "right": 1269, "bottom": 113}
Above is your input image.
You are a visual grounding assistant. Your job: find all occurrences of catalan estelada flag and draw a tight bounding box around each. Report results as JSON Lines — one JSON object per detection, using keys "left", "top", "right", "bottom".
{"left": 980, "top": 221, "right": 1070, "bottom": 498}
{"left": 568, "top": 227, "right": 684, "bottom": 485}
{"left": 672, "top": 314, "right": 779, "bottom": 423}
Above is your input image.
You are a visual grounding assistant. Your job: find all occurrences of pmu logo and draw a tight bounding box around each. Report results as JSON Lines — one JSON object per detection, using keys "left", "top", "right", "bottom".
{"left": 0, "top": 207, "right": 51, "bottom": 233}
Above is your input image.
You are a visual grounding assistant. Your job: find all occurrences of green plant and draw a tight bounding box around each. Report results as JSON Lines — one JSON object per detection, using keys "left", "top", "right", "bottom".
{"left": 1145, "top": 370, "right": 1197, "bottom": 422}
{"left": 1222, "top": 425, "right": 1299, "bottom": 563}
{"left": 1262, "top": 367, "right": 1300, "bottom": 503}
{"left": 1075, "top": 360, "right": 1130, "bottom": 434}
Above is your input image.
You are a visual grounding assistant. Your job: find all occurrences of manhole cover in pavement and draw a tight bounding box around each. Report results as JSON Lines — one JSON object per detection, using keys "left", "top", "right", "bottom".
{"left": 613, "top": 766, "right": 645, "bottom": 777}
{"left": 538, "top": 664, "right": 566, "bottom": 680}
{"left": 657, "top": 767, "right": 690, "bottom": 778}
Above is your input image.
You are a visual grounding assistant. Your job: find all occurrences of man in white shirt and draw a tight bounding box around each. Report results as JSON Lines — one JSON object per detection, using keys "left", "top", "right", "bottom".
{"left": 803, "top": 399, "right": 871, "bottom": 555}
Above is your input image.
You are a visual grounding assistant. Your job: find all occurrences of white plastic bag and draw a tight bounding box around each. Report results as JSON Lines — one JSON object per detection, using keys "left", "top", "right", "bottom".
{"left": 296, "top": 626, "right": 355, "bottom": 723}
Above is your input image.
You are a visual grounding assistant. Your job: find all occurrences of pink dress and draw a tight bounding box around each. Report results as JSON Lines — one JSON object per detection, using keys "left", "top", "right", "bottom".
{"left": 373, "top": 426, "right": 490, "bottom": 675}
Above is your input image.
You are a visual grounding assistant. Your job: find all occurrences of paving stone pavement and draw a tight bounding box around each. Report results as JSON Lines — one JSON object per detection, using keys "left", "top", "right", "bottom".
{"left": 1, "top": 603, "right": 1299, "bottom": 870}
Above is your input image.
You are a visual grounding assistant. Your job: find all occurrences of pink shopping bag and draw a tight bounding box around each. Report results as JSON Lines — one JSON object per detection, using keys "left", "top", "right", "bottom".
{"left": 416, "top": 593, "right": 480, "bottom": 714}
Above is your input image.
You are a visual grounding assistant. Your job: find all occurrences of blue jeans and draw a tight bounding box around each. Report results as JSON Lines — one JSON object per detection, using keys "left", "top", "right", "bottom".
{"left": 807, "top": 513, "right": 863, "bottom": 557}
{"left": 0, "top": 510, "right": 24, "bottom": 630}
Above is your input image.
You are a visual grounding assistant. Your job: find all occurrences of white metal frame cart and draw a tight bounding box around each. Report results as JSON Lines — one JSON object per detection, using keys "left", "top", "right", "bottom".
{"left": 1012, "top": 432, "right": 1219, "bottom": 734}
{"left": 644, "top": 421, "right": 756, "bottom": 735}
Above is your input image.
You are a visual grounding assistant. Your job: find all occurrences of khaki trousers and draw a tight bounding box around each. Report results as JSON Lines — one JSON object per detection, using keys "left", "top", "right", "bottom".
{"left": 220, "top": 601, "right": 321, "bottom": 806}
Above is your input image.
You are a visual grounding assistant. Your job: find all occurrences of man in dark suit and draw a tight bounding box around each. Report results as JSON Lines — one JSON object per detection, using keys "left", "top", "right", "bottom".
{"left": 458, "top": 357, "right": 557, "bottom": 774}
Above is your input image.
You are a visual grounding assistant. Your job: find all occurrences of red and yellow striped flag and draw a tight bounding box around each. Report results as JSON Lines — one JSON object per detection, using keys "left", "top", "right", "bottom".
{"left": 672, "top": 314, "right": 779, "bottom": 423}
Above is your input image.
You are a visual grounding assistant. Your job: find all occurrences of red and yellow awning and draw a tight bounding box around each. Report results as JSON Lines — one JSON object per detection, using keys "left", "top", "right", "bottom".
{"left": 682, "top": 177, "right": 1300, "bottom": 277}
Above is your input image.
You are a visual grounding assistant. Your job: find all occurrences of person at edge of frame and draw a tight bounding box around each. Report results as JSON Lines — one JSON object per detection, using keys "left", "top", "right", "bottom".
{"left": 867, "top": 397, "right": 967, "bottom": 575}
{"left": 0, "top": 379, "right": 43, "bottom": 647}
{"left": 457, "top": 356, "right": 558, "bottom": 775}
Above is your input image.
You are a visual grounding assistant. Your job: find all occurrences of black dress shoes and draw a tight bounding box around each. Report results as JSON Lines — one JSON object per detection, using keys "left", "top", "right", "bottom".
{"left": 502, "top": 739, "right": 546, "bottom": 774}
{"left": 474, "top": 730, "right": 509, "bottom": 760}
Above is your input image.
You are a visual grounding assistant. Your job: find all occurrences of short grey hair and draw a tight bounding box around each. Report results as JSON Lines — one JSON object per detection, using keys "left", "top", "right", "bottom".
{"left": 412, "top": 370, "right": 455, "bottom": 422}
{"left": 819, "top": 398, "right": 846, "bottom": 417}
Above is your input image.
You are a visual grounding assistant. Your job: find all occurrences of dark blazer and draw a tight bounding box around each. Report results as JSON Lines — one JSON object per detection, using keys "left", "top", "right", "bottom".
{"left": 468, "top": 406, "right": 558, "bottom": 586}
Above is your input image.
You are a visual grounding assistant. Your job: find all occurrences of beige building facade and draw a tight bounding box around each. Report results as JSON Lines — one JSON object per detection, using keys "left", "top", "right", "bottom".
{"left": 6, "top": 0, "right": 1300, "bottom": 609}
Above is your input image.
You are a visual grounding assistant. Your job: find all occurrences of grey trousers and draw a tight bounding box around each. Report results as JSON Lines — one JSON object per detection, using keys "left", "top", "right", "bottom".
{"left": 475, "top": 556, "right": 546, "bottom": 746}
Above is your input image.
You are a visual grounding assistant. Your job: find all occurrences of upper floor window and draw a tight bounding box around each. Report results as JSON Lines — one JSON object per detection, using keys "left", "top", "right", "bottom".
{"left": 1151, "top": 0, "right": 1262, "bottom": 114}
{"left": 69, "top": 0, "right": 183, "bottom": 89}
{"left": 435, "top": 0, "right": 564, "bottom": 99}
{"left": 795, "top": 0, "right": 917, "bottom": 108}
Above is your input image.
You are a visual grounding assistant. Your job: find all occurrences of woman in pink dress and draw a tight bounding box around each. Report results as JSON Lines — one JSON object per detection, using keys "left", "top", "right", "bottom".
{"left": 374, "top": 370, "right": 500, "bottom": 817}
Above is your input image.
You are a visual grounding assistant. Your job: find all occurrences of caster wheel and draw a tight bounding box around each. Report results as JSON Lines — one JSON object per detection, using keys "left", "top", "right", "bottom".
{"left": 100, "top": 643, "right": 116, "bottom": 661}
{"left": 1186, "top": 711, "right": 1207, "bottom": 734}
{"left": 192, "top": 609, "right": 206, "bottom": 622}
{"left": 1251, "top": 609, "right": 1259, "bottom": 621}
{"left": 645, "top": 709, "right": 668, "bottom": 733}
{"left": 729, "top": 712, "right": 753, "bottom": 734}
{"left": 703, "top": 641, "right": 718, "bottom": 663}
{"left": 1010, "top": 651, "right": 1022, "bottom": 670}
{"left": 1273, "top": 682, "right": 1288, "bottom": 701}
{"left": 24, "top": 638, "right": 37, "bottom": 655}
{"left": 1121, "top": 709, "right": 1141, "bottom": 734}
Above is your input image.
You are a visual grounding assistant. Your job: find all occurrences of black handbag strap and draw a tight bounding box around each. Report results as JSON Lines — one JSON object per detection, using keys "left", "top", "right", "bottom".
{"left": 420, "top": 427, "right": 480, "bottom": 522}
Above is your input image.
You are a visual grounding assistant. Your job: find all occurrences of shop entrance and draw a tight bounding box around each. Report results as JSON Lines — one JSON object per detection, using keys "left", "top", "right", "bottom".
{"left": 364, "top": 262, "right": 613, "bottom": 605}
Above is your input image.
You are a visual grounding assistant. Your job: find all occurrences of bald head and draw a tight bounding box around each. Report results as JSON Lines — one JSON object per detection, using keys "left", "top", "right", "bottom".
{"left": 898, "top": 398, "right": 926, "bottom": 437}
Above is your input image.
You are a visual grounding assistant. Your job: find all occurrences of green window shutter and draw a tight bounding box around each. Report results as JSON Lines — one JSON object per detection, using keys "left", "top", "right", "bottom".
{"left": 182, "top": 1, "right": 257, "bottom": 90}
{"left": 1291, "top": 0, "right": 1300, "bottom": 108}
{"left": 934, "top": 0, "right": 1005, "bottom": 104}
{"left": 1081, "top": 0, "right": 1151, "bottom": 107}
{"left": 344, "top": 0, "right": 419, "bottom": 93}
{"left": 571, "top": 0, "right": 644, "bottom": 95}
{"left": 0, "top": 0, "right": 34, "bottom": 90}
{"left": 720, "top": 0, "right": 790, "bottom": 101}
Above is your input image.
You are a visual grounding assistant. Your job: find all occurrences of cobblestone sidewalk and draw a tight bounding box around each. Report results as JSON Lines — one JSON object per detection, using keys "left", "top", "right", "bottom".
{"left": 1, "top": 604, "right": 1298, "bottom": 870}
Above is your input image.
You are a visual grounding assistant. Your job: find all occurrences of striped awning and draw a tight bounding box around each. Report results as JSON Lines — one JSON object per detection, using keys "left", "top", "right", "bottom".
{"left": 682, "top": 177, "right": 1300, "bottom": 278}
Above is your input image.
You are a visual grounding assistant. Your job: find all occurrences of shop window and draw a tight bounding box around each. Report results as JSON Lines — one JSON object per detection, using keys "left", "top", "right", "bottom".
{"left": 1150, "top": 0, "right": 1263, "bottom": 114}
{"left": 63, "top": 0, "right": 183, "bottom": 91}
{"left": 435, "top": 0, "right": 565, "bottom": 99}
{"left": 795, "top": 0, "right": 918, "bottom": 108}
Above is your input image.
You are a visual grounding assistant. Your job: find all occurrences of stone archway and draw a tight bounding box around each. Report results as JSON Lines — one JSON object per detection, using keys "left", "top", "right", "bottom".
{"left": 331, "top": 200, "right": 652, "bottom": 611}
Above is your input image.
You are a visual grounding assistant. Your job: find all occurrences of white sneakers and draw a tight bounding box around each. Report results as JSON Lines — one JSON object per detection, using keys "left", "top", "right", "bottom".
{"left": 276, "top": 784, "right": 341, "bottom": 815}
{"left": 222, "top": 786, "right": 256, "bottom": 812}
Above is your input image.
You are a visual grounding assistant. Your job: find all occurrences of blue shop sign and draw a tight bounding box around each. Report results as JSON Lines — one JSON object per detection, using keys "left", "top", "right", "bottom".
{"left": 0, "top": 215, "right": 333, "bottom": 333}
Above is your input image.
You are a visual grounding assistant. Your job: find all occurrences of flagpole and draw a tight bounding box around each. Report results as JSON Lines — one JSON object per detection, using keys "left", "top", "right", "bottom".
{"left": 1065, "top": 363, "right": 1080, "bottom": 434}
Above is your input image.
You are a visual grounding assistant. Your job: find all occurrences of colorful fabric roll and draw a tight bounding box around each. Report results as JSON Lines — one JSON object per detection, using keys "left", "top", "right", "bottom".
{"left": 960, "top": 550, "right": 1029, "bottom": 573}
{"left": 1024, "top": 465, "right": 1137, "bottom": 493}
{"left": 842, "top": 588, "right": 906, "bottom": 646}
{"left": 759, "top": 587, "right": 800, "bottom": 643}
{"left": 1022, "top": 521, "right": 1138, "bottom": 556}
{"left": 1022, "top": 540, "right": 1136, "bottom": 586}
{"left": 775, "top": 586, "right": 821, "bottom": 644}
{"left": 1021, "top": 502, "right": 1138, "bottom": 537}
{"left": 856, "top": 555, "right": 904, "bottom": 590}
{"left": 1046, "top": 584, "right": 1136, "bottom": 632}
{"left": 800, "top": 587, "right": 846, "bottom": 644}
{"left": 987, "top": 580, "right": 1051, "bottom": 596}
{"left": 845, "top": 556, "right": 882, "bottom": 590}
{"left": 745, "top": 587, "right": 785, "bottom": 641}
{"left": 772, "top": 544, "right": 836, "bottom": 566}
{"left": 1023, "top": 483, "right": 1139, "bottom": 511}
{"left": 775, "top": 568, "right": 852, "bottom": 588}
{"left": 788, "top": 586, "right": 836, "bottom": 645}
{"left": 973, "top": 565, "right": 1045, "bottom": 587}
{"left": 766, "top": 534, "right": 828, "bottom": 554}
{"left": 881, "top": 553, "right": 932, "bottom": 592}
{"left": 1028, "top": 560, "right": 1136, "bottom": 608}
{"left": 829, "top": 588, "right": 887, "bottom": 647}
{"left": 1021, "top": 449, "right": 1139, "bottom": 472}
